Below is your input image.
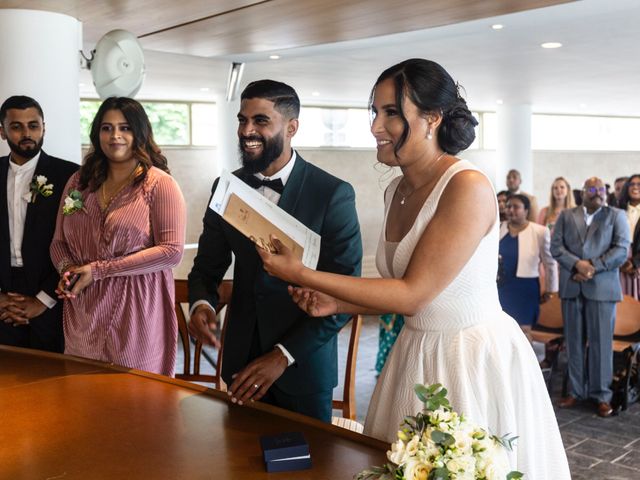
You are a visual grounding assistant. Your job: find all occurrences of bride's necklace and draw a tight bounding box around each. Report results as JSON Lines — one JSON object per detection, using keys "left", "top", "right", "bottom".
{"left": 397, "top": 151, "right": 447, "bottom": 206}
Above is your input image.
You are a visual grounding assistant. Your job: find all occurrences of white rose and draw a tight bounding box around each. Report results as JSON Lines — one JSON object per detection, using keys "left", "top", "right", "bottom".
{"left": 405, "top": 435, "right": 421, "bottom": 456}
{"left": 64, "top": 197, "right": 75, "bottom": 209}
{"left": 446, "top": 454, "right": 475, "bottom": 475}
{"left": 403, "top": 458, "right": 430, "bottom": 480}
{"left": 36, "top": 175, "right": 47, "bottom": 186}
{"left": 387, "top": 438, "right": 408, "bottom": 465}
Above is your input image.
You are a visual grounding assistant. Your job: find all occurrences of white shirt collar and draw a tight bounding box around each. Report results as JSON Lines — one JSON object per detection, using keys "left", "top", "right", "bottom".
{"left": 582, "top": 205, "right": 602, "bottom": 226}
{"left": 255, "top": 149, "right": 297, "bottom": 186}
{"left": 8, "top": 151, "right": 41, "bottom": 174}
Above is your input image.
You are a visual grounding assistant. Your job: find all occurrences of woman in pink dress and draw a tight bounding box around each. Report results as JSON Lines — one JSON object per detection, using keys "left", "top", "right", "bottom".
{"left": 51, "top": 97, "right": 186, "bottom": 376}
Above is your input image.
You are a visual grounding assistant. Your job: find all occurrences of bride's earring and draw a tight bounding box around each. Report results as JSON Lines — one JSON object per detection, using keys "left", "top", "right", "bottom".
{"left": 427, "top": 128, "right": 433, "bottom": 140}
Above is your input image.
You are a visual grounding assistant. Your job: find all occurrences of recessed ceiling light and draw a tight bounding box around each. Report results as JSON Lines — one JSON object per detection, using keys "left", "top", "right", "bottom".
{"left": 496, "top": 99, "right": 503, "bottom": 105}
{"left": 79, "top": 83, "right": 85, "bottom": 87}
{"left": 541, "top": 42, "right": 562, "bottom": 49}
{"left": 579, "top": 103, "right": 587, "bottom": 108}
{"left": 269, "top": 54, "right": 280, "bottom": 60}
{"left": 200, "top": 87, "right": 210, "bottom": 92}
{"left": 312, "top": 91, "right": 320, "bottom": 97}
{"left": 491, "top": 24, "right": 504, "bottom": 30}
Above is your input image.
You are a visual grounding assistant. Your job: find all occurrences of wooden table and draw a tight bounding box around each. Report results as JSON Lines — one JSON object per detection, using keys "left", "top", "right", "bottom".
{"left": 0, "top": 346, "right": 387, "bottom": 479}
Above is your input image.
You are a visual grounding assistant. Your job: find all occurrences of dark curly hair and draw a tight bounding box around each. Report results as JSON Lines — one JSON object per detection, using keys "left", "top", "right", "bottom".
{"left": 78, "top": 97, "right": 170, "bottom": 191}
{"left": 369, "top": 58, "right": 478, "bottom": 157}
{"left": 618, "top": 174, "right": 640, "bottom": 210}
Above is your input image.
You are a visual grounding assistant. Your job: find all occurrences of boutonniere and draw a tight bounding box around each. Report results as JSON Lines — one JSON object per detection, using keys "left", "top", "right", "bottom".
{"left": 29, "top": 175, "right": 54, "bottom": 203}
{"left": 62, "top": 189, "right": 85, "bottom": 215}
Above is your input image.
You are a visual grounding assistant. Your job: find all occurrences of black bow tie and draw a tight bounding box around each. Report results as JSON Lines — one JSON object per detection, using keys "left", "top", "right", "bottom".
{"left": 242, "top": 174, "right": 285, "bottom": 194}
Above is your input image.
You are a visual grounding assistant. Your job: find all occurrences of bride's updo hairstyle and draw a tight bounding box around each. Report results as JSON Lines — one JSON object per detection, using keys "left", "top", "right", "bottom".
{"left": 369, "top": 58, "right": 478, "bottom": 157}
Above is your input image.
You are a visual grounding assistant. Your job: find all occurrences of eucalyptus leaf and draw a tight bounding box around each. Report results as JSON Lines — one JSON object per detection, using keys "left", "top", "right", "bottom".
{"left": 428, "top": 466, "right": 450, "bottom": 480}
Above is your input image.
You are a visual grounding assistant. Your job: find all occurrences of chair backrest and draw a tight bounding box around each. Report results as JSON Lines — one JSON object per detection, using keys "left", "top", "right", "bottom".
{"left": 535, "top": 295, "right": 563, "bottom": 330}
{"left": 332, "top": 314, "right": 362, "bottom": 421}
{"left": 174, "top": 279, "right": 232, "bottom": 389}
{"left": 615, "top": 295, "right": 640, "bottom": 338}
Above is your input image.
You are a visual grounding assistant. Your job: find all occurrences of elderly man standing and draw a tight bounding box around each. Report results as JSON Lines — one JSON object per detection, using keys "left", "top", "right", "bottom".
{"left": 551, "top": 177, "right": 630, "bottom": 417}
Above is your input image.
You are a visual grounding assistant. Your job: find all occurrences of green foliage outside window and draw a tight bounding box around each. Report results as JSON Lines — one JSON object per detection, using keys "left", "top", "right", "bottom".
{"left": 79, "top": 100, "right": 190, "bottom": 146}
{"left": 141, "top": 102, "right": 189, "bottom": 145}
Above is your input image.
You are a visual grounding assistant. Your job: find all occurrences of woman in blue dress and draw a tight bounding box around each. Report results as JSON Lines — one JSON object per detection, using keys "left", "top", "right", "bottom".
{"left": 498, "top": 194, "right": 558, "bottom": 327}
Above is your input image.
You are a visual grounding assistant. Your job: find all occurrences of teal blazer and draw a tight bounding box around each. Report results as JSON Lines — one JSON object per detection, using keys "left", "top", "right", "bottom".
{"left": 189, "top": 154, "right": 362, "bottom": 395}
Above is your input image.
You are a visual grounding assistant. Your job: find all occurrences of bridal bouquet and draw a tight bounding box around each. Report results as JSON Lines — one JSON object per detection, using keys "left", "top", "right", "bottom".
{"left": 355, "top": 384, "right": 523, "bottom": 480}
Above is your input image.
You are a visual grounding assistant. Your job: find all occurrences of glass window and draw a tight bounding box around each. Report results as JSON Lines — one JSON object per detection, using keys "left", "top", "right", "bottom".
{"left": 482, "top": 112, "right": 497, "bottom": 150}
{"left": 141, "top": 102, "right": 189, "bottom": 145}
{"left": 532, "top": 114, "right": 640, "bottom": 151}
{"left": 191, "top": 103, "right": 217, "bottom": 146}
{"left": 80, "top": 100, "right": 101, "bottom": 145}
{"left": 80, "top": 100, "right": 216, "bottom": 147}
{"left": 296, "top": 107, "right": 375, "bottom": 148}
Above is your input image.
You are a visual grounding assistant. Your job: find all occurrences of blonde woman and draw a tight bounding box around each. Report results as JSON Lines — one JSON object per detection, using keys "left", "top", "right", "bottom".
{"left": 537, "top": 176, "right": 575, "bottom": 231}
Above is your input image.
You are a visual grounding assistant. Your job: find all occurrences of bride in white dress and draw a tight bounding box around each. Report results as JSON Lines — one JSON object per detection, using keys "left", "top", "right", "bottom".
{"left": 259, "top": 58, "right": 570, "bottom": 479}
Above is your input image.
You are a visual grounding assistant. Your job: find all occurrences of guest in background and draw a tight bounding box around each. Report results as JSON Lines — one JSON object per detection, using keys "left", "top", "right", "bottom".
{"left": 497, "top": 190, "right": 509, "bottom": 222}
{"left": 0, "top": 96, "right": 78, "bottom": 352}
{"left": 51, "top": 97, "right": 186, "bottom": 376}
{"left": 618, "top": 174, "right": 640, "bottom": 299}
{"left": 608, "top": 176, "right": 628, "bottom": 208}
{"left": 375, "top": 313, "right": 404, "bottom": 375}
{"left": 551, "top": 177, "right": 629, "bottom": 418}
{"left": 537, "top": 176, "right": 575, "bottom": 232}
{"left": 506, "top": 169, "right": 539, "bottom": 221}
{"left": 499, "top": 194, "right": 558, "bottom": 329}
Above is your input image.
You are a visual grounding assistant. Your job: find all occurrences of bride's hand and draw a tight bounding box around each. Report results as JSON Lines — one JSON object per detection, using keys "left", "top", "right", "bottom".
{"left": 288, "top": 286, "right": 339, "bottom": 317}
{"left": 257, "top": 236, "right": 304, "bottom": 283}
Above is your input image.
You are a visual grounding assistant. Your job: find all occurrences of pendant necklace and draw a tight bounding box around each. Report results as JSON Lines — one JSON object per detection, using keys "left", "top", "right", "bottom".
{"left": 398, "top": 151, "right": 447, "bottom": 206}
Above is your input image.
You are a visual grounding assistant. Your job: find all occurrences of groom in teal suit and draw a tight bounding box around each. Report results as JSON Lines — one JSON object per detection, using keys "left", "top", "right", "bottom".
{"left": 188, "top": 80, "right": 362, "bottom": 421}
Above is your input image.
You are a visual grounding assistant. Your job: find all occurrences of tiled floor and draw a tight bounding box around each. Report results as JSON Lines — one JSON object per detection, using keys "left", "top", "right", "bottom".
{"left": 178, "top": 315, "right": 640, "bottom": 479}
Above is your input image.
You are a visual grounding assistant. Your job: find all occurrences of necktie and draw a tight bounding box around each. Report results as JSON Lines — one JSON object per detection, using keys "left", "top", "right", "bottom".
{"left": 242, "top": 174, "right": 285, "bottom": 194}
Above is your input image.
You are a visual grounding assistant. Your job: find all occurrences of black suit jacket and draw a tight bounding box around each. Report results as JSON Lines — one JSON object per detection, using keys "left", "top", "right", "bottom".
{"left": 0, "top": 151, "right": 79, "bottom": 298}
{"left": 188, "top": 155, "right": 362, "bottom": 395}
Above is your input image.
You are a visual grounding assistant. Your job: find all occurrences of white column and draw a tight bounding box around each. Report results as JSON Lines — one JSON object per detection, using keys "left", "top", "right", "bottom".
{"left": 215, "top": 96, "right": 241, "bottom": 175}
{"left": 495, "top": 104, "right": 533, "bottom": 191}
{"left": 0, "top": 9, "right": 81, "bottom": 163}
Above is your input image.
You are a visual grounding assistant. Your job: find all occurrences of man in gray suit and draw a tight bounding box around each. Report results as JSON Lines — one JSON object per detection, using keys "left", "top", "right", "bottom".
{"left": 551, "top": 177, "right": 630, "bottom": 417}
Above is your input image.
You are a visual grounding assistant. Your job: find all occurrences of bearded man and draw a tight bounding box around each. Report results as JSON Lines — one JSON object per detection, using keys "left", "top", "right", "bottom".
{"left": 0, "top": 95, "right": 78, "bottom": 352}
{"left": 188, "top": 80, "right": 362, "bottom": 421}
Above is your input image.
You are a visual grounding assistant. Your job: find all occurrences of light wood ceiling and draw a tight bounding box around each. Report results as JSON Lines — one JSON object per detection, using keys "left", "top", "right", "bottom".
{"left": 2, "top": 0, "right": 572, "bottom": 55}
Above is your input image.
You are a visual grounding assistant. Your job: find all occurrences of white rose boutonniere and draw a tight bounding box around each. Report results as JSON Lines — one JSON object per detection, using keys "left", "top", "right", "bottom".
{"left": 29, "top": 175, "right": 54, "bottom": 203}
{"left": 62, "top": 189, "right": 85, "bottom": 215}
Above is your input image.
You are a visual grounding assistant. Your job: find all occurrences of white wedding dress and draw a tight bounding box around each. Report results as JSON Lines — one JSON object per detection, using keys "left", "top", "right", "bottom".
{"left": 364, "top": 161, "right": 570, "bottom": 479}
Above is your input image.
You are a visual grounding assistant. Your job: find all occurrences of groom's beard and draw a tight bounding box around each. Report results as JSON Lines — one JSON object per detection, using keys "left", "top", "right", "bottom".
{"left": 8, "top": 137, "right": 43, "bottom": 160}
{"left": 238, "top": 131, "right": 284, "bottom": 174}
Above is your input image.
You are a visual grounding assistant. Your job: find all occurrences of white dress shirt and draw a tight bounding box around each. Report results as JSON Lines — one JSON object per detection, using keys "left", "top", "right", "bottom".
{"left": 5, "top": 152, "right": 56, "bottom": 308}
{"left": 583, "top": 206, "right": 602, "bottom": 227}
{"left": 191, "top": 151, "right": 298, "bottom": 365}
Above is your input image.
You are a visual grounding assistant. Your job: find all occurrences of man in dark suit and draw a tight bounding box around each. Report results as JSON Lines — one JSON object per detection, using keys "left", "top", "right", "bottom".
{"left": 0, "top": 96, "right": 78, "bottom": 352}
{"left": 551, "top": 177, "right": 630, "bottom": 417}
{"left": 188, "top": 80, "right": 362, "bottom": 421}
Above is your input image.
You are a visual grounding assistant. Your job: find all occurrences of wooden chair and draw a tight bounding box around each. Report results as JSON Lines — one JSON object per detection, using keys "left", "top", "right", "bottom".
{"left": 530, "top": 295, "right": 564, "bottom": 390}
{"left": 611, "top": 295, "right": 640, "bottom": 410}
{"left": 174, "top": 279, "right": 232, "bottom": 390}
{"left": 331, "top": 315, "right": 364, "bottom": 433}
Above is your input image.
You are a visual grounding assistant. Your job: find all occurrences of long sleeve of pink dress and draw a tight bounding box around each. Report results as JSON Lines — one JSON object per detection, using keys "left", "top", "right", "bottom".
{"left": 50, "top": 167, "right": 186, "bottom": 376}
